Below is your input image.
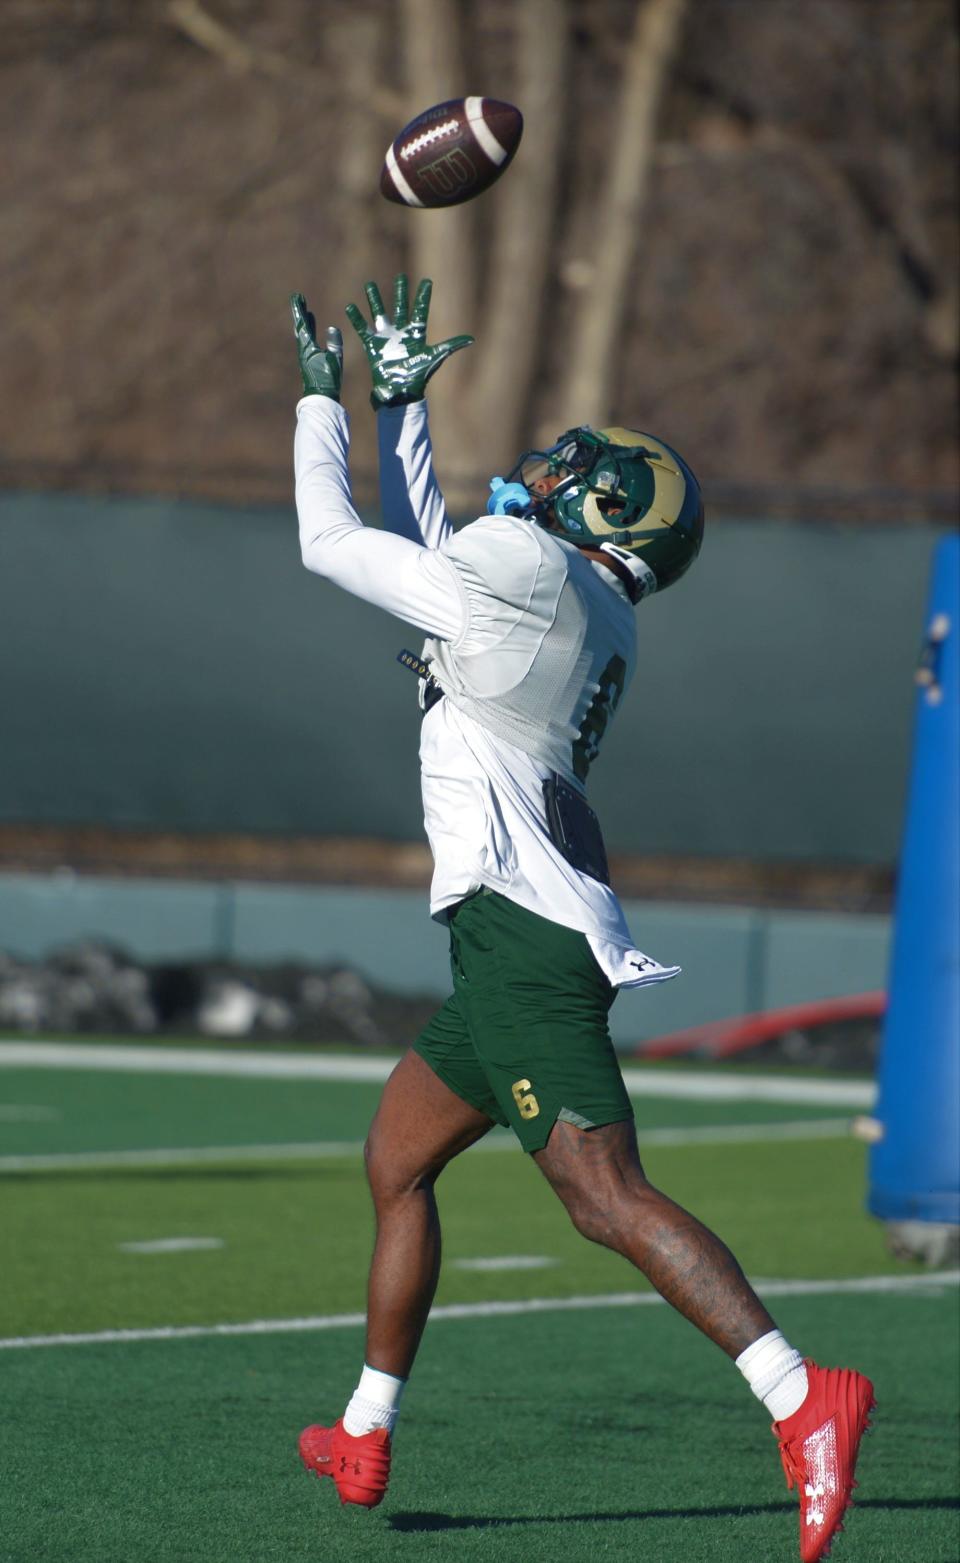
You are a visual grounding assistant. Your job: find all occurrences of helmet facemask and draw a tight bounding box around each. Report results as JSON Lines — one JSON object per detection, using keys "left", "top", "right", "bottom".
{"left": 495, "top": 425, "right": 704, "bottom": 597}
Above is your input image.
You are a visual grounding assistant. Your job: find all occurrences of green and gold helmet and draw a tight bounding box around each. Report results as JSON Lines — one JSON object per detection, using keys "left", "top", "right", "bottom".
{"left": 499, "top": 426, "right": 704, "bottom": 599}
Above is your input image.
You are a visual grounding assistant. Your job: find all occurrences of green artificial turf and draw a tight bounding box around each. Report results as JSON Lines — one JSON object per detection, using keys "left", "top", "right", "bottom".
{"left": 0, "top": 1138, "right": 913, "bottom": 1339}
{"left": 0, "top": 1065, "right": 853, "bottom": 1159}
{"left": 1, "top": 1057, "right": 955, "bottom": 1562}
{"left": 1, "top": 1289, "right": 956, "bottom": 1563}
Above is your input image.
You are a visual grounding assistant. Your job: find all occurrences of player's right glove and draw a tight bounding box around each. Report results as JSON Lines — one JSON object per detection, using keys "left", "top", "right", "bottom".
{"left": 290, "top": 293, "right": 344, "bottom": 401}
{"left": 345, "top": 274, "right": 473, "bottom": 410}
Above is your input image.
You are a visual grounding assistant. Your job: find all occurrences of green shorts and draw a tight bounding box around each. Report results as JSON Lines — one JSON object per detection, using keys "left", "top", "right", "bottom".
{"left": 413, "top": 890, "right": 634, "bottom": 1154}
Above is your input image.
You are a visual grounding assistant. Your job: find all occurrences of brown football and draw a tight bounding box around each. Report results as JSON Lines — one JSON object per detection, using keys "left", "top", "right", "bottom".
{"left": 380, "top": 97, "right": 523, "bottom": 208}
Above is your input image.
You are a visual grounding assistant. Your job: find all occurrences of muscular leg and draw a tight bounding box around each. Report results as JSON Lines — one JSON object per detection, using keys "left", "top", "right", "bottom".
{"left": 363, "top": 1049, "right": 495, "bottom": 1378}
{"left": 534, "top": 1118, "right": 776, "bottom": 1357}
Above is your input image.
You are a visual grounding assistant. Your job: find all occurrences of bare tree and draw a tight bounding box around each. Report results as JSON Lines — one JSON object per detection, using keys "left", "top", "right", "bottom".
{"left": 556, "top": 0, "right": 689, "bottom": 428}
{"left": 400, "top": 0, "right": 477, "bottom": 340}
{"left": 2, "top": 0, "right": 955, "bottom": 503}
{"left": 466, "top": 0, "right": 569, "bottom": 473}
{"left": 329, "top": 13, "right": 391, "bottom": 310}
{"left": 397, "top": 0, "right": 569, "bottom": 503}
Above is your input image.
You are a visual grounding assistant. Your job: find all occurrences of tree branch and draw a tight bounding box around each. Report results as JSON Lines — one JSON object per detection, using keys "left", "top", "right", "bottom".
{"left": 466, "top": 0, "right": 570, "bottom": 471}
{"left": 559, "top": 0, "right": 688, "bottom": 427}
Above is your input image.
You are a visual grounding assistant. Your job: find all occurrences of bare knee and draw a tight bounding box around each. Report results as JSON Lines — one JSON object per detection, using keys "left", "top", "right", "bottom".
{"left": 361, "top": 1048, "right": 492, "bottom": 1210}
{"left": 363, "top": 1128, "right": 402, "bottom": 1202}
{"left": 535, "top": 1120, "right": 656, "bottom": 1251}
{"left": 363, "top": 1126, "right": 436, "bottom": 1209}
{"left": 560, "top": 1180, "right": 632, "bottom": 1248}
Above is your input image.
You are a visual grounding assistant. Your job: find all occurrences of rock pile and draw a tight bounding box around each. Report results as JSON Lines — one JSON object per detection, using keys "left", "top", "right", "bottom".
{"left": 0, "top": 943, "right": 439, "bottom": 1047}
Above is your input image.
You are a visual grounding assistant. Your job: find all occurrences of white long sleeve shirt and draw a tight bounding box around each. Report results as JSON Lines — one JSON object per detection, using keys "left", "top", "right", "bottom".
{"left": 294, "top": 395, "right": 679, "bottom": 990}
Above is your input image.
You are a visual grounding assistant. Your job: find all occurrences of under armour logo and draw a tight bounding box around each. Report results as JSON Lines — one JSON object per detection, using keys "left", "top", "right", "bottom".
{"left": 339, "top": 1456, "right": 362, "bottom": 1475}
{"left": 630, "top": 957, "right": 655, "bottom": 972}
{"left": 805, "top": 1482, "right": 826, "bottom": 1525}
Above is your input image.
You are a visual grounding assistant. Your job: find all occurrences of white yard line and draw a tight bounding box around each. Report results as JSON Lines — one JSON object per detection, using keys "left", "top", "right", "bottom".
{"left": 0, "top": 1140, "right": 373, "bottom": 1172}
{"left": 452, "top": 1256, "right": 559, "bottom": 1272}
{"left": 621, "top": 1071, "right": 873, "bottom": 1108}
{"left": 0, "top": 1041, "right": 876, "bottom": 1107}
{"left": 0, "top": 1118, "right": 853, "bottom": 1173}
{"left": 1, "top": 1271, "right": 954, "bottom": 1352}
{"left": 640, "top": 1118, "right": 854, "bottom": 1144}
{"left": 117, "top": 1237, "right": 224, "bottom": 1254}
{"left": 0, "top": 1042, "right": 400, "bottom": 1081}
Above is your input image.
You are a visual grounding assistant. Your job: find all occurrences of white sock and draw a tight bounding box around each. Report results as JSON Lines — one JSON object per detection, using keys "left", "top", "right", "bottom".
{"left": 736, "top": 1329, "right": 809, "bottom": 1422}
{"left": 342, "top": 1363, "right": 407, "bottom": 1437}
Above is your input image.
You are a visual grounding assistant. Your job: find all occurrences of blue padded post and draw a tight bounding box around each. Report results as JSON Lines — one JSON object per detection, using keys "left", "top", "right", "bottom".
{"left": 869, "top": 534, "right": 959, "bottom": 1226}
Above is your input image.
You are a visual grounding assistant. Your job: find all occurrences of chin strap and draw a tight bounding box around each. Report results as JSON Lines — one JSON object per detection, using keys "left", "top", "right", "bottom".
{"left": 596, "top": 543, "right": 657, "bottom": 604}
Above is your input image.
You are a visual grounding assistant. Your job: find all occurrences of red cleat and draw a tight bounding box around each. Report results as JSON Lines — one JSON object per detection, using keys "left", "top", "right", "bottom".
{"left": 298, "top": 1419, "right": 391, "bottom": 1509}
{"left": 773, "top": 1361, "right": 876, "bottom": 1562}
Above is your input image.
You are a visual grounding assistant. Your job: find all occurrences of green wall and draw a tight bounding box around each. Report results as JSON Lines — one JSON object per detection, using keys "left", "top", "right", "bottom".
{"left": 0, "top": 873, "right": 888, "bottom": 1046}
{"left": 1, "top": 490, "right": 947, "bottom": 861}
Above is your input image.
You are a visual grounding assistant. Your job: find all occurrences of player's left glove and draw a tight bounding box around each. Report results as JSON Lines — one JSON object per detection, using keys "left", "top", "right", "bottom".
{"left": 345, "top": 274, "right": 473, "bottom": 409}
{"left": 290, "top": 293, "right": 344, "bottom": 401}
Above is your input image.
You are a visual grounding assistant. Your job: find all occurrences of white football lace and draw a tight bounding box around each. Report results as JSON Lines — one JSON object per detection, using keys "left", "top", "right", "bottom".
{"left": 400, "top": 120, "right": 460, "bottom": 160}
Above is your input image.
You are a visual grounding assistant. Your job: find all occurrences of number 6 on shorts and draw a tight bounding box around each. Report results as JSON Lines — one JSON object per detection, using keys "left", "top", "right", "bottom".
{"left": 511, "top": 1078, "right": 540, "bottom": 1120}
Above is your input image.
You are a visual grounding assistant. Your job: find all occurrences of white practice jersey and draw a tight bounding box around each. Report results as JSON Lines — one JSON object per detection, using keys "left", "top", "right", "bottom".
{"left": 294, "top": 395, "right": 679, "bottom": 990}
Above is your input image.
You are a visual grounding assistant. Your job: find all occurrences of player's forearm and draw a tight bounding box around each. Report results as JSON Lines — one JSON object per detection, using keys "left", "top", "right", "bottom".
{"left": 294, "top": 396, "right": 366, "bottom": 570}
{"left": 377, "top": 401, "right": 450, "bottom": 549}
{"left": 294, "top": 396, "right": 466, "bottom": 640}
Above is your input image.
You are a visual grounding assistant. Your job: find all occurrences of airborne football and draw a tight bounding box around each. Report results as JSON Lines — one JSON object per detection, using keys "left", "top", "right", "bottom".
{"left": 380, "top": 96, "right": 523, "bottom": 207}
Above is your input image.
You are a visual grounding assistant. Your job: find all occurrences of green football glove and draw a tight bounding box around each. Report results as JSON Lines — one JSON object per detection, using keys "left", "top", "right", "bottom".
{"left": 290, "top": 293, "right": 343, "bottom": 401}
{"left": 345, "top": 274, "right": 474, "bottom": 410}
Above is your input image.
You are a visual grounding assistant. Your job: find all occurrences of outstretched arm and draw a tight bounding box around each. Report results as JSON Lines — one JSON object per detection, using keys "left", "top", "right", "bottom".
{"left": 290, "top": 294, "right": 466, "bottom": 642}
{"left": 347, "top": 275, "right": 472, "bottom": 550}
{"left": 377, "top": 401, "right": 449, "bottom": 549}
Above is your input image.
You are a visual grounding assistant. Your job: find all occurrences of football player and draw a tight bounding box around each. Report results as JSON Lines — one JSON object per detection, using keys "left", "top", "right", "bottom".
{"left": 289, "top": 275, "right": 873, "bottom": 1563}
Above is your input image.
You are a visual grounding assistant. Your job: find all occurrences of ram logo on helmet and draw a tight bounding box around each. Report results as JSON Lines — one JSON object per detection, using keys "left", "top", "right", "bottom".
{"left": 487, "top": 425, "right": 704, "bottom": 600}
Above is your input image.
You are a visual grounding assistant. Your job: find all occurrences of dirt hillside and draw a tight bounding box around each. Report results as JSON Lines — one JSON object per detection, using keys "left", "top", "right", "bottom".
{"left": 2, "top": 0, "right": 957, "bottom": 515}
